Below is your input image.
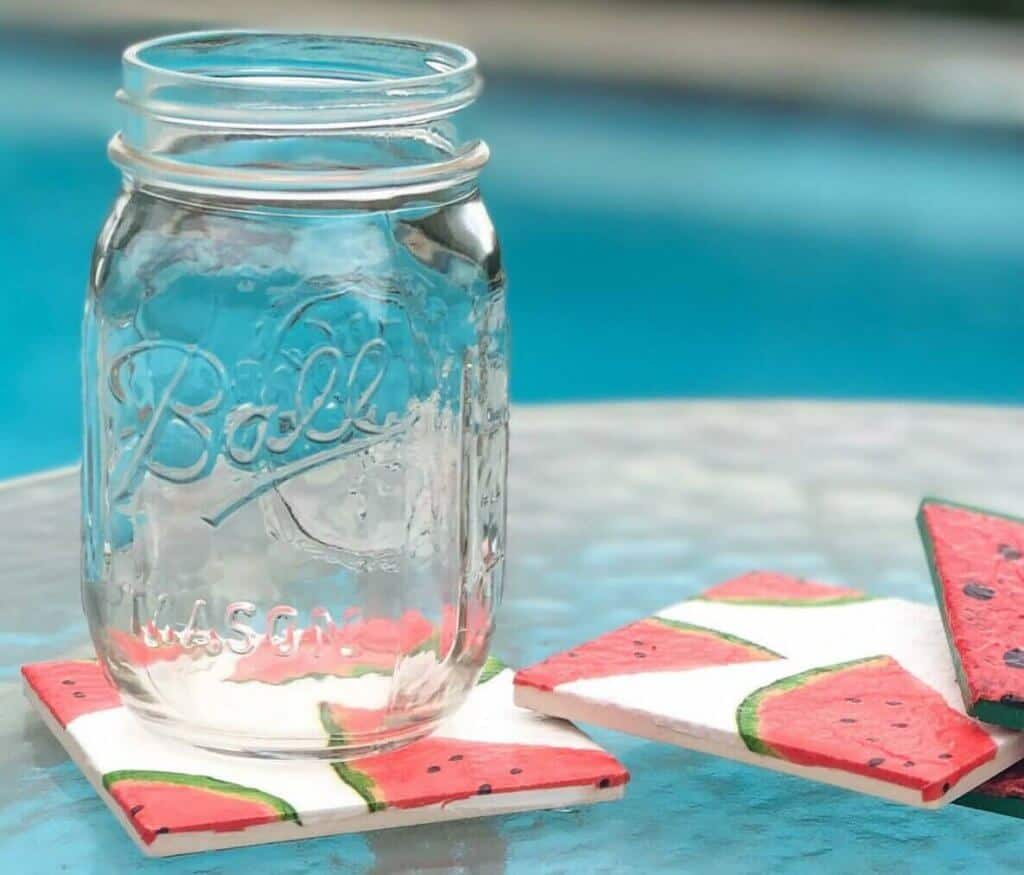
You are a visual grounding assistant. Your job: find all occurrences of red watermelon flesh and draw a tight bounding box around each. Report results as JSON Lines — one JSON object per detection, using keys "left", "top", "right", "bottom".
{"left": 21, "top": 660, "right": 121, "bottom": 727}
{"left": 700, "top": 571, "right": 868, "bottom": 606}
{"left": 514, "top": 617, "right": 781, "bottom": 693}
{"left": 333, "top": 737, "right": 628, "bottom": 811}
{"left": 109, "top": 627, "right": 188, "bottom": 668}
{"left": 229, "top": 611, "right": 436, "bottom": 684}
{"left": 918, "top": 499, "right": 1024, "bottom": 729}
{"left": 737, "top": 655, "right": 997, "bottom": 802}
{"left": 103, "top": 770, "right": 297, "bottom": 845}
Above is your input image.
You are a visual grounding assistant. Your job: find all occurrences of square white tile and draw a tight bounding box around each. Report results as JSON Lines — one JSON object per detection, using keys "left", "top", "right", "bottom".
{"left": 24, "top": 659, "right": 627, "bottom": 857}
{"left": 514, "top": 572, "right": 1024, "bottom": 808}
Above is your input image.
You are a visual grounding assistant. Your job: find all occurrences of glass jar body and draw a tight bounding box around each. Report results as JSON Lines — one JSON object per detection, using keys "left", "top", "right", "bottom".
{"left": 82, "top": 184, "right": 508, "bottom": 757}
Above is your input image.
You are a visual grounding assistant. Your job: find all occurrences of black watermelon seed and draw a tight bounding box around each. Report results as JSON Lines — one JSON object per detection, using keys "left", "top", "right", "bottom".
{"left": 598, "top": 778, "right": 611, "bottom": 788}
{"left": 963, "top": 582, "right": 996, "bottom": 601}
{"left": 845, "top": 697, "right": 861, "bottom": 703}
{"left": 427, "top": 765, "right": 441, "bottom": 773}
{"left": 1005, "top": 649, "right": 1024, "bottom": 669}
{"left": 885, "top": 700, "right": 902, "bottom": 706}
{"left": 838, "top": 718, "right": 857, "bottom": 724}
{"left": 478, "top": 784, "right": 492, "bottom": 795}
{"left": 867, "top": 758, "right": 885, "bottom": 767}
{"left": 72, "top": 692, "right": 86, "bottom": 699}
{"left": 1001, "top": 694, "right": 1024, "bottom": 708}
{"left": 568, "top": 653, "right": 577, "bottom": 659}
{"left": 449, "top": 754, "right": 463, "bottom": 762}
{"left": 866, "top": 737, "right": 879, "bottom": 743}
{"left": 651, "top": 645, "right": 657, "bottom": 651}
{"left": 61, "top": 679, "right": 75, "bottom": 686}
{"left": 634, "top": 652, "right": 647, "bottom": 658}
{"left": 891, "top": 723, "right": 909, "bottom": 729}
{"left": 130, "top": 805, "right": 144, "bottom": 816}
{"left": 999, "top": 544, "right": 1023, "bottom": 561}
{"left": 510, "top": 768, "right": 522, "bottom": 775}
{"left": 155, "top": 827, "right": 170, "bottom": 836}
{"left": 942, "top": 783, "right": 951, "bottom": 794}
{"left": 939, "top": 753, "right": 953, "bottom": 759}
{"left": 633, "top": 640, "right": 644, "bottom": 646}
{"left": 903, "top": 761, "right": 915, "bottom": 768}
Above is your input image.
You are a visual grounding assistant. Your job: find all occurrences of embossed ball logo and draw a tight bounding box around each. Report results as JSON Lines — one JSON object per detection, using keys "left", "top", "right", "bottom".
{"left": 105, "top": 282, "right": 432, "bottom": 529}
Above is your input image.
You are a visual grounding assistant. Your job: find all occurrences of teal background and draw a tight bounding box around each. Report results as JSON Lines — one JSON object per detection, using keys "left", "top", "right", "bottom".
{"left": 2, "top": 31, "right": 1024, "bottom": 477}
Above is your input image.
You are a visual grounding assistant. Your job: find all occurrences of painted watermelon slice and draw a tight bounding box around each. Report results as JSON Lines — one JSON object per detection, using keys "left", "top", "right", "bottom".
{"left": 21, "top": 660, "right": 121, "bottom": 727}
{"left": 514, "top": 617, "right": 780, "bottom": 693}
{"left": 332, "top": 737, "right": 627, "bottom": 812}
{"left": 319, "top": 655, "right": 510, "bottom": 745}
{"left": 737, "top": 655, "right": 997, "bottom": 802}
{"left": 699, "top": 571, "right": 869, "bottom": 606}
{"left": 319, "top": 702, "right": 388, "bottom": 748}
{"left": 957, "top": 760, "right": 1024, "bottom": 819}
{"left": 918, "top": 498, "right": 1024, "bottom": 729}
{"left": 229, "top": 611, "right": 436, "bottom": 684}
{"left": 103, "top": 770, "right": 298, "bottom": 846}
{"left": 477, "top": 654, "right": 506, "bottom": 684}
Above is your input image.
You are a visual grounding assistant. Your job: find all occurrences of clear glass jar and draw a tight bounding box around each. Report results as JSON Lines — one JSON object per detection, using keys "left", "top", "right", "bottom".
{"left": 81, "top": 31, "right": 508, "bottom": 758}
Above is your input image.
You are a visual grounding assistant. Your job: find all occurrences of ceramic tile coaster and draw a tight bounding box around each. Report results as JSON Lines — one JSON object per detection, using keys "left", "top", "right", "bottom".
{"left": 918, "top": 498, "right": 1024, "bottom": 730}
{"left": 23, "top": 659, "right": 627, "bottom": 858}
{"left": 514, "top": 572, "right": 1024, "bottom": 808}
{"left": 958, "top": 760, "right": 1024, "bottom": 819}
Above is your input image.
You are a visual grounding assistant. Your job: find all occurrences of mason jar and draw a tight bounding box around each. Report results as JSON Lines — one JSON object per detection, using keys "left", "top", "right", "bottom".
{"left": 81, "top": 31, "right": 508, "bottom": 758}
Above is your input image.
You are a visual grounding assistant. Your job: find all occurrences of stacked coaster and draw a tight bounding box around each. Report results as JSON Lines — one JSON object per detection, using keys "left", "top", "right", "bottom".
{"left": 22, "top": 660, "right": 626, "bottom": 857}
{"left": 514, "top": 570, "right": 1024, "bottom": 807}
{"left": 918, "top": 499, "right": 1024, "bottom": 729}
{"left": 513, "top": 499, "right": 1024, "bottom": 816}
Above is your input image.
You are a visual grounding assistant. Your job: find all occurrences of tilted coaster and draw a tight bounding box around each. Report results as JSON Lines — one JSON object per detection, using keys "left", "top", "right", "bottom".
{"left": 514, "top": 572, "right": 1024, "bottom": 809}
{"left": 918, "top": 498, "right": 1024, "bottom": 730}
{"left": 23, "top": 659, "right": 627, "bottom": 857}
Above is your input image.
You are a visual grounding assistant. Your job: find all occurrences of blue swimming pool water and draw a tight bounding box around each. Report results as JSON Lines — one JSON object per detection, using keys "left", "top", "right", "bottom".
{"left": 2, "top": 31, "right": 1024, "bottom": 478}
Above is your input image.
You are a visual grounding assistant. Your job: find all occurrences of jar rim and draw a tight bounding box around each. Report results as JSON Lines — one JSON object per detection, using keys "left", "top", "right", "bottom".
{"left": 120, "top": 30, "right": 482, "bottom": 128}
{"left": 125, "top": 30, "right": 478, "bottom": 93}
{"left": 114, "top": 30, "right": 488, "bottom": 201}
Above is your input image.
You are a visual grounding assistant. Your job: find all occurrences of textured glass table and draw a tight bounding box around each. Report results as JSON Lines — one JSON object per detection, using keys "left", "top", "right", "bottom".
{"left": 3, "top": 401, "right": 1022, "bottom": 873}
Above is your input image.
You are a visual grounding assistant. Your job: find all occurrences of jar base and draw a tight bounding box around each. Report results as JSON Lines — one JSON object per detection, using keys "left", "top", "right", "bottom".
{"left": 127, "top": 707, "right": 442, "bottom": 761}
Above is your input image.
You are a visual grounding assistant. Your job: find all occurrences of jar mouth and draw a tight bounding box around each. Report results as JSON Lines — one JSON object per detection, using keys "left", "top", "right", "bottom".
{"left": 113, "top": 30, "right": 488, "bottom": 201}
{"left": 121, "top": 30, "right": 481, "bottom": 129}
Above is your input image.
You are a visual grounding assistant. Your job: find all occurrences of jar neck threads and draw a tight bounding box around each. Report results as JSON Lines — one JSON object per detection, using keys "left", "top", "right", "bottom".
{"left": 110, "top": 31, "right": 488, "bottom": 202}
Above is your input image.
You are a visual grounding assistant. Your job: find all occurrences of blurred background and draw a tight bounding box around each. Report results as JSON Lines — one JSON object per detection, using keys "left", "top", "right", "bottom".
{"left": 2, "top": 0, "right": 1024, "bottom": 478}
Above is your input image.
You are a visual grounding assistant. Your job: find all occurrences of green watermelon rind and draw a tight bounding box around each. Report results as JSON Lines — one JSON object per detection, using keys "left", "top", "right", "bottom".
{"left": 917, "top": 497, "right": 1024, "bottom": 731}
{"left": 736, "top": 655, "right": 890, "bottom": 757}
{"left": 694, "top": 594, "right": 871, "bottom": 607}
{"left": 694, "top": 580, "right": 872, "bottom": 607}
{"left": 331, "top": 762, "right": 386, "bottom": 812}
{"left": 229, "top": 662, "right": 399, "bottom": 686}
{"left": 319, "top": 702, "right": 346, "bottom": 748}
{"left": 957, "top": 789, "right": 1024, "bottom": 819}
{"left": 972, "top": 699, "right": 1024, "bottom": 731}
{"left": 229, "top": 635, "right": 440, "bottom": 686}
{"left": 650, "top": 617, "right": 784, "bottom": 659}
{"left": 102, "top": 769, "right": 299, "bottom": 823}
{"left": 477, "top": 653, "right": 506, "bottom": 685}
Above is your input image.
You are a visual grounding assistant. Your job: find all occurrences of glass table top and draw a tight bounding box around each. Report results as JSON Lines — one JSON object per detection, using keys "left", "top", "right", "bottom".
{"left": 2, "top": 400, "right": 1022, "bottom": 873}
